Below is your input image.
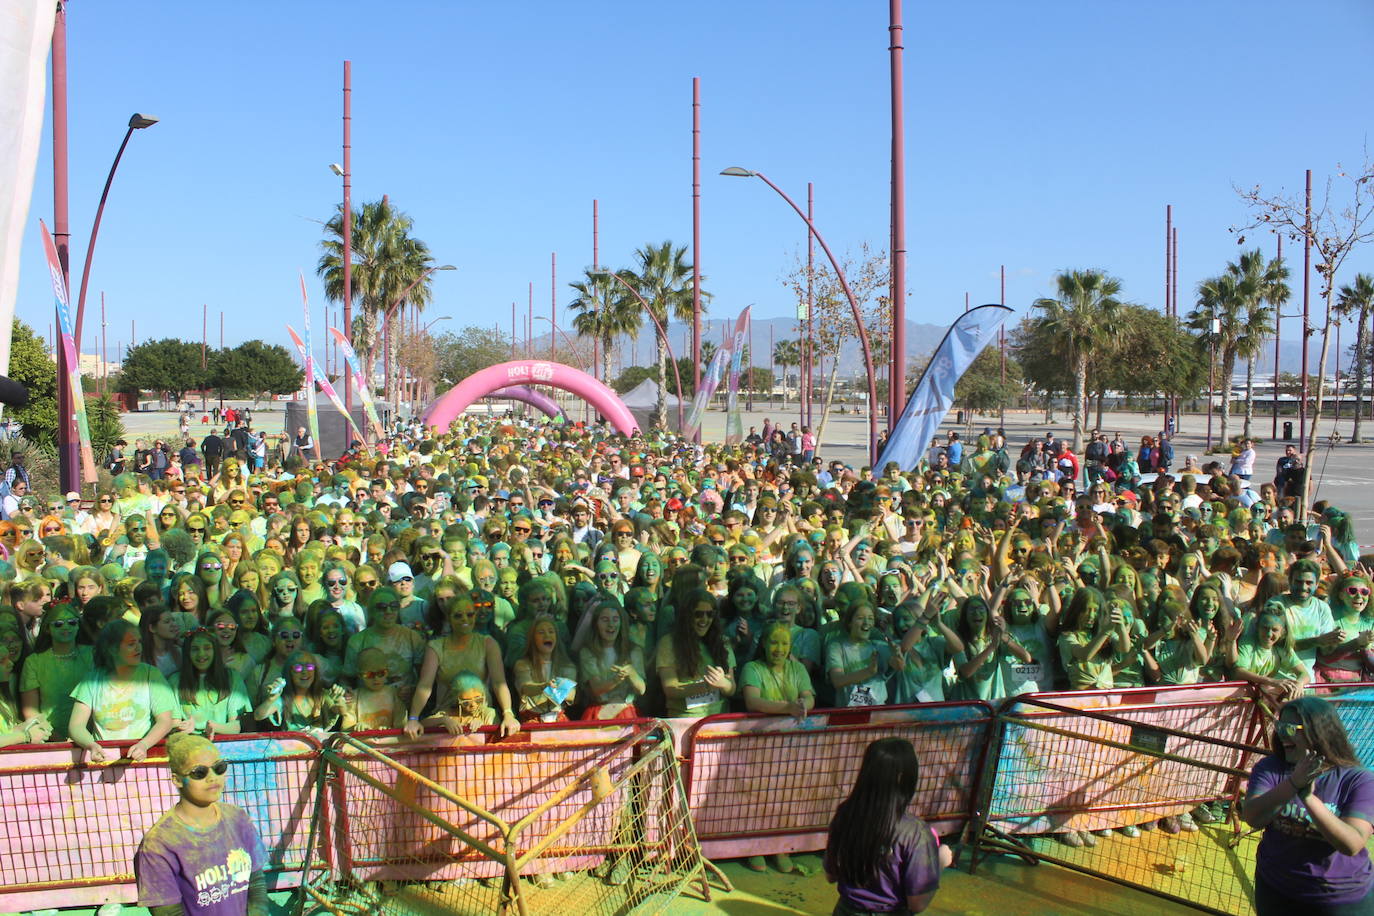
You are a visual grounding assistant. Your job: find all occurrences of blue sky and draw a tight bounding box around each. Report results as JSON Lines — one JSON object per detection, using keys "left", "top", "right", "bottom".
{"left": 15, "top": 0, "right": 1374, "bottom": 368}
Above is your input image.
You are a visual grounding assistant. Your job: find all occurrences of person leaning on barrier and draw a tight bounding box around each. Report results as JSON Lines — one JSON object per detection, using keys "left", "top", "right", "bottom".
{"left": 1243, "top": 697, "right": 1374, "bottom": 915}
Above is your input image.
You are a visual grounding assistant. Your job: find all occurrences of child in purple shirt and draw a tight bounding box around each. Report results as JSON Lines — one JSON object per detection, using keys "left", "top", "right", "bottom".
{"left": 135, "top": 733, "right": 268, "bottom": 916}
{"left": 825, "top": 737, "right": 951, "bottom": 915}
{"left": 1244, "top": 697, "right": 1374, "bottom": 914}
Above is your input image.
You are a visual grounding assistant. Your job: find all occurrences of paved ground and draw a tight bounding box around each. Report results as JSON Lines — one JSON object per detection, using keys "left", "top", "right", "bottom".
{"left": 121, "top": 398, "right": 1374, "bottom": 545}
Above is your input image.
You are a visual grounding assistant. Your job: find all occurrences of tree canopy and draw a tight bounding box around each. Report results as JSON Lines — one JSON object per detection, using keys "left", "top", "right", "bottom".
{"left": 118, "top": 338, "right": 208, "bottom": 403}
{"left": 432, "top": 326, "right": 511, "bottom": 394}
{"left": 213, "top": 340, "right": 304, "bottom": 398}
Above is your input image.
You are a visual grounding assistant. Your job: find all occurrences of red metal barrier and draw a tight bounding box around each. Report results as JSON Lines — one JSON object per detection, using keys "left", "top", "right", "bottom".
{"left": 983, "top": 683, "right": 1265, "bottom": 835}
{"left": 329, "top": 720, "right": 660, "bottom": 882}
{"left": 0, "top": 732, "right": 323, "bottom": 913}
{"left": 679, "top": 702, "right": 995, "bottom": 860}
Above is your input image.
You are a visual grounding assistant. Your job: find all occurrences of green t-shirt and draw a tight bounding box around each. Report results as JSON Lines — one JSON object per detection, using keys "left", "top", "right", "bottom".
{"left": 655, "top": 635, "right": 736, "bottom": 718}
{"left": 70, "top": 664, "right": 176, "bottom": 742}
{"left": 1058, "top": 631, "right": 1114, "bottom": 690}
{"left": 20, "top": 645, "right": 94, "bottom": 741}
{"left": 740, "top": 659, "right": 812, "bottom": 705}
{"left": 168, "top": 671, "right": 253, "bottom": 733}
{"left": 1236, "top": 640, "right": 1307, "bottom": 680}
{"left": 1153, "top": 637, "right": 1201, "bottom": 685}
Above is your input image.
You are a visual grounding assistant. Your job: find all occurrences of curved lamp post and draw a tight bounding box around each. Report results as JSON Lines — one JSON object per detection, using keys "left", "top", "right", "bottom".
{"left": 382, "top": 264, "right": 455, "bottom": 406}
{"left": 60, "top": 112, "right": 158, "bottom": 492}
{"left": 721, "top": 167, "right": 878, "bottom": 464}
{"left": 591, "top": 269, "right": 687, "bottom": 432}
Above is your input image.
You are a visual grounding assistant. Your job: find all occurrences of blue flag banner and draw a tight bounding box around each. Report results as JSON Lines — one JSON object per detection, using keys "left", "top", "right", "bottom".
{"left": 876, "top": 304, "right": 1014, "bottom": 472}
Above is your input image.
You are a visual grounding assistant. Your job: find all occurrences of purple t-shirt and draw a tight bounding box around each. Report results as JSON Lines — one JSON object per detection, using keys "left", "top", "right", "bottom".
{"left": 833, "top": 814, "right": 941, "bottom": 912}
{"left": 1248, "top": 754, "right": 1374, "bottom": 904}
{"left": 135, "top": 803, "right": 267, "bottom": 915}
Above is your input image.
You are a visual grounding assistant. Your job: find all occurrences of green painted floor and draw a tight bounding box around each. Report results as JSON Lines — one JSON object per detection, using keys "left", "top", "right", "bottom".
{"left": 22, "top": 854, "right": 1210, "bottom": 916}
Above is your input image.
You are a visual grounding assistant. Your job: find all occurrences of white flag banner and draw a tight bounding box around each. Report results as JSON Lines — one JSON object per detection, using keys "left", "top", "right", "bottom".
{"left": 0, "top": 0, "right": 56, "bottom": 377}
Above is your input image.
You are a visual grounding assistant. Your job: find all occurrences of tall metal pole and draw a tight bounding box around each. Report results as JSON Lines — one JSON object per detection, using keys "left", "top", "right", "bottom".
{"left": 51, "top": 5, "right": 77, "bottom": 491}
{"left": 691, "top": 77, "right": 703, "bottom": 442}
{"left": 1300, "top": 169, "right": 1312, "bottom": 452}
{"left": 999, "top": 264, "right": 1006, "bottom": 426}
{"left": 1165, "top": 204, "right": 1173, "bottom": 431}
{"left": 806, "top": 182, "right": 814, "bottom": 429}
{"left": 592, "top": 199, "right": 600, "bottom": 386}
{"left": 769, "top": 325, "right": 775, "bottom": 408}
{"left": 888, "top": 0, "right": 907, "bottom": 427}
{"left": 1173, "top": 226, "right": 1179, "bottom": 432}
{"left": 342, "top": 61, "right": 353, "bottom": 410}
{"left": 1274, "top": 235, "right": 1282, "bottom": 439}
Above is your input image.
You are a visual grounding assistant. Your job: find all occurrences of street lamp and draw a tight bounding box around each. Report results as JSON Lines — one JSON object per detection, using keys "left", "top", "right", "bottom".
{"left": 58, "top": 112, "right": 158, "bottom": 492}
{"left": 590, "top": 269, "right": 687, "bottom": 432}
{"left": 721, "top": 167, "right": 879, "bottom": 464}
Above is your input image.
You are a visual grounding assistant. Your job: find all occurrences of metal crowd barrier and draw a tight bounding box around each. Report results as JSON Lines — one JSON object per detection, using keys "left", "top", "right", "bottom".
{"left": 0, "top": 732, "right": 323, "bottom": 914}
{"left": 5, "top": 681, "right": 1361, "bottom": 914}
{"left": 971, "top": 683, "right": 1270, "bottom": 916}
{"left": 678, "top": 702, "right": 996, "bottom": 860}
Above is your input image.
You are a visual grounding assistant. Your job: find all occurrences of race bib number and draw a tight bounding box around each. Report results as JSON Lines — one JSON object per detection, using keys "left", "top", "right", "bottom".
{"left": 685, "top": 690, "right": 719, "bottom": 712}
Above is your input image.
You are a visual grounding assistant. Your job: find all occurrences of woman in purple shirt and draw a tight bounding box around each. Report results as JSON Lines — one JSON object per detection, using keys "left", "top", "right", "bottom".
{"left": 824, "top": 737, "right": 951, "bottom": 915}
{"left": 1243, "top": 697, "right": 1374, "bottom": 914}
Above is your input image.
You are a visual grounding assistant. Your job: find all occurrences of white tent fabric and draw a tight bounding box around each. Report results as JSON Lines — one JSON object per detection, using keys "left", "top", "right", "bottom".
{"left": 620, "top": 377, "right": 685, "bottom": 434}
{"left": 0, "top": 0, "right": 56, "bottom": 376}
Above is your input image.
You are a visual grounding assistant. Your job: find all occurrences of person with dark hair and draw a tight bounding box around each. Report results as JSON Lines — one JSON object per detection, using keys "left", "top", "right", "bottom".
{"left": 825, "top": 736, "right": 951, "bottom": 915}
{"left": 69, "top": 619, "right": 176, "bottom": 763}
{"left": 656, "top": 588, "right": 734, "bottom": 718}
{"left": 1243, "top": 697, "right": 1374, "bottom": 914}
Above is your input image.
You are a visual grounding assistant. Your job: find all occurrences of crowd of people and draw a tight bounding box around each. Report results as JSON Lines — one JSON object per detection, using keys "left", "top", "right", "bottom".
{"left": 0, "top": 408, "right": 1368, "bottom": 887}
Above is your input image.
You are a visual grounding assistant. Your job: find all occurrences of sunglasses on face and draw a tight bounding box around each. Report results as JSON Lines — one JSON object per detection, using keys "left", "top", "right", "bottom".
{"left": 291, "top": 663, "right": 317, "bottom": 673}
{"left": 325, "top": 578, "right": 347, "bottom": 587}
{"left": 373, "top": 601, "right": 400, "bottom": 611}
{"left": 357, "top": 580, "right": 378, "bottom": 589}
{"left": 182, "top": 760, "right": 230, "bottom": 781}
{"left": 188, "top": 526, "right": 206, "bottom": 534}
{"left": 1347, "top": 586, "right": 1372, "bottom": 597}
{"left": 201, "top": 562, "right": 223, "bottom": 570}
{"left": 1274, "top": 721, "right": 1304, "bottom": 738}
{"left": 51, "top": 619, "right": 80, "bottom": 629}
{"left": 215, "top": 623, "right": 238, "bottom": 631}
{"left": 392, "top": 576, "right": 413, "bottom": 584}
{"left": 360, "top": 669, "right": 388, "bottom": 679}
{"left": 99, "top": 497, "right": 113, "bottom": 504}
{"left": 512, "top": 526, "right": 531, "bottom": 533}
{"left": 276, "top": 631, "right": 303, "bottom": 640}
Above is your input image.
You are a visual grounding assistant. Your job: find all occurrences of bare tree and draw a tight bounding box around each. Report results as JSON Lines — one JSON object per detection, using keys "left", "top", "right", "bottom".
{"left": 1235, "top": 154, "right": 1374, "bottom": 510}
{"left": 781, "top": 243, "right": 890, "bottom": 449}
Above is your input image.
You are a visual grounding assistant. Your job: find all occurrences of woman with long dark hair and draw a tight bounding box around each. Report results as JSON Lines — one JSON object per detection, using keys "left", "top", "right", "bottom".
{"left": 825, "top": 737, "right": 950, "bottom": 914}
{"left": 1243, "top": 697, "right": 1374, "bottom": 913}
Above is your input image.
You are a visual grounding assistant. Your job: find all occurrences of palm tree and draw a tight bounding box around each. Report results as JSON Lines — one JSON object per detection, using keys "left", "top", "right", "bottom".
{"left": 1336, "top": 273, "right": 1374, "bottom": 442}
{"left": 567, "top": 269, "right": 641, "bottom": 386}
{"left": 1187, "top": 273, "right": 1249, "bottom": 448}
{"left": 318, "top": 198, "right": 434, "bottom": 400}
{"left": 1227, "top": 249, "right": 1287, "bottom": 439}
{"left": 773, "top": 339, "right": 800, "bottom": 405}
{"left": 1031, "top": 270, "right": 1124, "bottom": 452}
{"left": 623, "top": 241, "right": 704, "bottom": 429}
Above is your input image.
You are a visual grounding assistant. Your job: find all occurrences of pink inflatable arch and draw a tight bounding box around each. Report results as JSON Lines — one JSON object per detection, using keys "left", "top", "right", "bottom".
{"left": 485, "top": 385, "right": 565, "bottom": 420}
{"left": 422, "top": 360, "right": 638, "bottom": 436}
